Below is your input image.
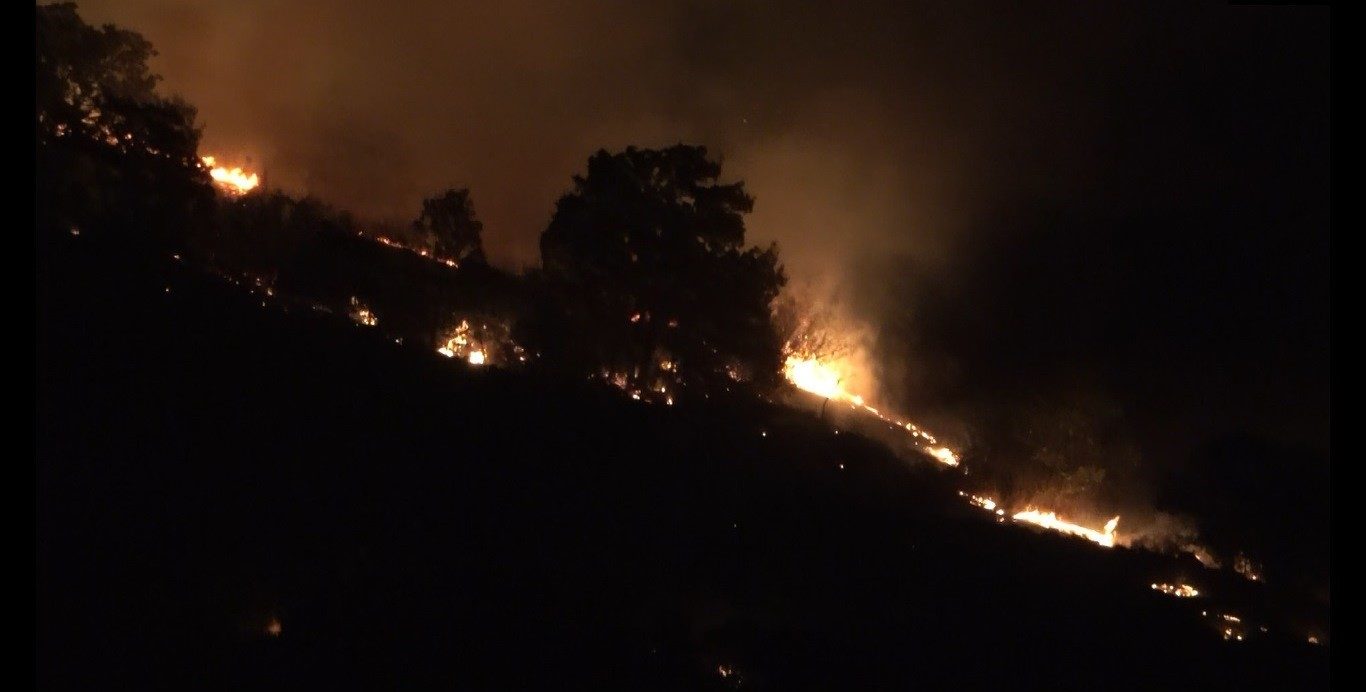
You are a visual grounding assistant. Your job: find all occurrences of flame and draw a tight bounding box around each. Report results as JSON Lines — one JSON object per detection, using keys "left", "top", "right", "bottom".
{"left": 783, "top": 355, "right": 851, "bottom": 401}
{"left": 1151, "top": 583, "right": 1200, "bottom": 598}
{"left": 201, "top": 156, "right": 260, "bottom": 195}
{"left": 1012, "top": 509, "right": 1121, "bottom": 548}
{"left": 369, "top": 233, "right": 460, "bottom": 268}
{"left": 435, "top": 318, "right": 516, "bottom": 367}
{"left": 1233, "top": 553, "right": 1263, "bottom": 582}
{"left": 782, "top": 354, "right": 960, "bottom": 467}
{"left": 964, "top": 493, "right": 997, "bottom": 512}
{"left": 927, "top": 447, "right": 959, "bottom": 466}
{"left": 348, "top": 296, "right": 378, "bottom": 327}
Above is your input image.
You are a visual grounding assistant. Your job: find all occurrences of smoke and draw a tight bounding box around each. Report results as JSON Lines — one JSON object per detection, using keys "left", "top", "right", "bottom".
{"left": 72, "top": 0, "right": 993, "bottom": 273}
{"left": 1122, "top": 512, "right": 1205, "bottom": 562}
{"left": 73, "top": 1, "right": 1328, "bottom": 578}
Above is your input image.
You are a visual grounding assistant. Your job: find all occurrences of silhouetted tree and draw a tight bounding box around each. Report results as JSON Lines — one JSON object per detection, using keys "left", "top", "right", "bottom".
{"left": 36, "top": 2, "right": 212, "bottom": 246}
{"left": 413, "top": 188, "right": 486, "bottom": 265}
{"left": 536, "top": 144, "right": 786, "bottom": 395}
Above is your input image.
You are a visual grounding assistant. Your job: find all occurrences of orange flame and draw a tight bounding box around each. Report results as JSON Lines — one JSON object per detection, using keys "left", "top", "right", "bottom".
{"left": 201, "top": 155, "right": 260, "bottom": 195}
{"left": 782, "top": 353, "right": 959, "bottom": 467}
{"left": 1012, "top": 509, "right": 1121, "bottom": 548}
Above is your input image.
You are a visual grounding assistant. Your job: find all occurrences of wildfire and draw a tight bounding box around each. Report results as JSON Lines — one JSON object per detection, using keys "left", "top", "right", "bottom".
{"left": 1151, "top": 583, "right": 1200, "bottom": 598}
{"left": 1233, "top": 553, "right": 1263, "bottom": 582}
{"left": 349, "top": 296, "right": 378, "bottom": 327}
{"left": 201, "top": 156, "right": 260, "bottom": 195}
{"left": 437, "top": 320, "right": 475, "bottom": 359}
{"left": 782, "top": 354, "right": 960, "bottom": 467}
{"left": 927, "top": 447, "right": 959, "bottom": 466}
{"left": 435, "top": 318, "right": 516, "bottom": 368}
{"left": 960, "top": 491, "right": 1005, "bottom": 515}
{"left": 783, "top": 355, "right": 858, "bottom": 403}
{"left": 1012, "top": 509, "right": 1121, "bottom": 548}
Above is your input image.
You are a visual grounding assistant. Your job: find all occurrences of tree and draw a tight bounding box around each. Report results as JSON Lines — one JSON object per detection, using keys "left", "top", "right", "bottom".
{"left": 413, "top": 188, "right": 486, "bottom": 265}
{"left": 35, "top": 2, "right": 212, "bottom": 246}
{"left": 535, "top": 144, "right": 786, "bottom": 397}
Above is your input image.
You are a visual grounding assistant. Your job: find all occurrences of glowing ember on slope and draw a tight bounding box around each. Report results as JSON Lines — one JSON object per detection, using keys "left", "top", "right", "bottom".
{"left": 370, "top": 234, "right": 462, "bottom": 268}
{"left": 435, "top": 318, "right": 518, "bottom": 367}
{"left": 348, "top": 296, "right": 378, "bottom": 327}
{"left": 1151, "top": 583, "right": 1200, "bottom": 598}
{"left": 1012, "top": 509, "right": 1121, "bottom": 548}
{"left": 927, "top": 447, "right": 959, "bottom": 466}
{"left": 1233, "top": 553, "right": 1263, "bottom": 582}
{"left": 960, "top": 491, "right": 1000, "bottom": 513}
{"left": 781, "top": 354, "right": 959, "bottom": 467}
{"left": 201, "top": 156, "right": 260, "bottom": 195}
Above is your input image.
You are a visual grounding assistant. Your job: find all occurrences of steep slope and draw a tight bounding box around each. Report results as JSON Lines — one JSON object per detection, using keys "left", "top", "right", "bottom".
{"left": 37, "top": 233, "right": 1328, "bottom": 689}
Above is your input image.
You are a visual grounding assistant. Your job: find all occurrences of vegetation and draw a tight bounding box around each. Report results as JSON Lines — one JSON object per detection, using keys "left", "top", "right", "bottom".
{"left": 36, "top": 4, "right": 789, "bottom": 399}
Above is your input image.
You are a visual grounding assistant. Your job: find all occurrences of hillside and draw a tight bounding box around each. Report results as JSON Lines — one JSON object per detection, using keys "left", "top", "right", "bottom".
{"left": 37, "top": 232, "right": 1328, "bottom": 689}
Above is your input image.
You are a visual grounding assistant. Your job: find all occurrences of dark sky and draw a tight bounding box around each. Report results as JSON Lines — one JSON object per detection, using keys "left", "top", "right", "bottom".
{"left": 75, "top": 1, "right": 1330, "bottom": 487}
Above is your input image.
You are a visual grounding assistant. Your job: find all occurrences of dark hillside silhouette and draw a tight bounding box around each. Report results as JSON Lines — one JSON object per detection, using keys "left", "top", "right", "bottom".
{"left": 37, "top": 227, "right": 1328, "bottom": 690}
{"left": 35, "top": 4, "right": 1330, "bottom": 689}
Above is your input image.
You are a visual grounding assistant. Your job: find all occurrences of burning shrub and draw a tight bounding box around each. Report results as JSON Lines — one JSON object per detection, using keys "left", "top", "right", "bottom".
{"left": 435, "top": 315, "right": 523, "bottom": 367}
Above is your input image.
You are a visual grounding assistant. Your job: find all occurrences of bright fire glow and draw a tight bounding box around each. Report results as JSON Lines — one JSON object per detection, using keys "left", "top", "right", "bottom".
{"left": 783, "top": 355, "right": 849, "bottom": 401}
{"left": 201, "top": 156, "right": 260, "bottom": 195}
{"left": 1151, "top": 583, "right": 1200, "bottom": 598}
{"left": 435, "top": 319, "right": 518, "bottom": 368}
{"left": 1012, "top": 509, "right": 1121, "bottom": 548}
{"left": 781, "top": 354, "right": 960, "bottom": 467}
{"left": 961, "top": 491, "right": 1000, "bottom": 513}
{"left": 348, "top": 296, "right": 378, "bottom": 327}
{"left": 928, "top": 447, "right": 959, "bottom": 466}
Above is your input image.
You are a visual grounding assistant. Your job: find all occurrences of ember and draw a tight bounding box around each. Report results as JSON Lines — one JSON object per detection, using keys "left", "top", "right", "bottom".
{"left": 1151, "top": 583, "right": 1199, "bottom": 598}
{"left": 349, "top": 296, "right": 378, "bottom": 327}
{"left": 436, "top": 318, "right": 515, "bottom": 366}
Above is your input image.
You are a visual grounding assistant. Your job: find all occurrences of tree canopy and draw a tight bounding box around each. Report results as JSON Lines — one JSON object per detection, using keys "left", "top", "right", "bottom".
{"left": 413, "top": 188, "right": 486, "bottom": 265}
{"left": 536, "top": 144, "right": 786, "bottom": 396}
{"left": 36, "top": 2, "right": 211, "bottom": 245}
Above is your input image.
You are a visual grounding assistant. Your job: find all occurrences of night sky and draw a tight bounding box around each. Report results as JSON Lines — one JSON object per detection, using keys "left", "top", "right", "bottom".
{"left": 74, "top": 0, "right": 1330, "bottom": 531}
